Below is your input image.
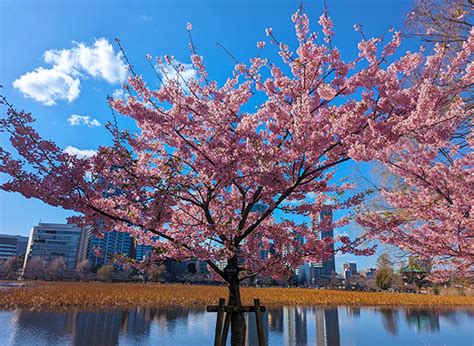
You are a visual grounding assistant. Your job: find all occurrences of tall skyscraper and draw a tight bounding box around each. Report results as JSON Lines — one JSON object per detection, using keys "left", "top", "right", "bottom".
{"left": 23, "top": 223, "right": 85, "bottom": 269}
{"left": 84, "top": 230, "right": 134, "bottom": 268}
{"left": 318, "top": 205, "right": 336, "bottom": 276}
{"left": 0, "top": 234, "right": 28, "bottom": 259}
{"left": 297, "top": 205, "right": 336, "bottom": 283}
{"left": 250, "top": 202, "right": 272, "bottom": 261}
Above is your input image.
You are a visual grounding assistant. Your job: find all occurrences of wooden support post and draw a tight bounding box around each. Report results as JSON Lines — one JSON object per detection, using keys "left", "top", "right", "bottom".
{"left": 220, "top": 310, "right": 232, "bottom": 345}
{"left": 207, "top": 298, "right": 266, "bottom": 345}
{"left": 254, "top": 299, "right": 265, "bottom": 346}
{"left": 214, "top": 298, "right": 225, "bottom": 346}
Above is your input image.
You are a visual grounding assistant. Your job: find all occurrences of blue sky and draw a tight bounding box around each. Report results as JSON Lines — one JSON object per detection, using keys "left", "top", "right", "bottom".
{"left": 0, "top": 0, "right": 415, "bottom": 269}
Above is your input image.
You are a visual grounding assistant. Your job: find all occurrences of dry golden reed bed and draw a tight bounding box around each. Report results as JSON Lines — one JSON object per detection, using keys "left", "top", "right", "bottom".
{"left": 0, "top": 281, "right": 472, "bottom": 311}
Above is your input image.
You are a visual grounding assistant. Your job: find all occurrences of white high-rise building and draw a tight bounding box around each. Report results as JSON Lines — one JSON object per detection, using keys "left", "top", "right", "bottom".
{"left": 23, "top": 223, "right": 86, "bottom": 269}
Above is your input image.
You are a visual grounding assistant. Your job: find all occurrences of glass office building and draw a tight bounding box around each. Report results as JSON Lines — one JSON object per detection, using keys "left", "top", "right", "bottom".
{"left": 318, "top": 205, "right": 336, "bottom": 276}
{"left": 0, "top": 234, "right": 28, "bottom": 259}
{"left": 135, "top": 243, "right": 154, "bottom": 262}
{"left": 85, "top": 230, "right": 134, "bottom": 268}
{"left": 297, "top": 205, "right": 336, "bottom": 284}
{"left": 24, "top": 223, "right": 85, "bottom": 269}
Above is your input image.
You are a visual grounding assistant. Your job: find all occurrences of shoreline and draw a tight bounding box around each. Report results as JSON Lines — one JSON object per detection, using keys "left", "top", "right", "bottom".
{"left": 1, "top": 281, "right": 473, "bottom": 311}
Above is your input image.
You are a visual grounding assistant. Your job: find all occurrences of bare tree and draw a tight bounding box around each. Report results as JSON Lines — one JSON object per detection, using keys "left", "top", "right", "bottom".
{"left": 75, "top": 259, "right": 91, "bottom": 281}
{"left": 6, "top": 257, "right": 23, "bottom": 279}
{"left": 23, "top": 257, "right": 46, "bottom": 280}
{"left": 145, "top": 264, "right": 165, "bottom": 282}
{"left": 0, "top": 257, "right": 23, "bottom": 279}
{"left": 406, "top": 0, "right": 472, "bottom": 45}
{"left": 377, "top": 253, "right": 394, "bottom": 270}
{"left": 0, "top": 259, "right": 6, "bottom": 279}
{"left": 97, "top": 265, "right": 114, "bottom": 282}
{"left": 113, "top": 263, "right": 133, "bottom": 282}
{"left": 46, "top": 257, "right": 67, "bottom": 281}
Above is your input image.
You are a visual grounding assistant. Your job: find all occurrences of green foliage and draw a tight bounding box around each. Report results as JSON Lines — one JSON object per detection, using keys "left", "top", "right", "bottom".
{"left": 376, "top": 268, "right": 393, "bottom": 290}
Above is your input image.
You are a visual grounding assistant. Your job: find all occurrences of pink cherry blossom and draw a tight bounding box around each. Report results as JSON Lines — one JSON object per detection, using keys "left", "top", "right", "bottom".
{"left": 317, "top": 83, "right": 337, "bottom": 100}
{"left": 1, "top": 7, "right": 472, "bottom": 308}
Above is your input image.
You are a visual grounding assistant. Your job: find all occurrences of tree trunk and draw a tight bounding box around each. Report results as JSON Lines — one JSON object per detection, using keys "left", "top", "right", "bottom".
{"left": 225, "top": 257, "right": 246, "bottom": 346}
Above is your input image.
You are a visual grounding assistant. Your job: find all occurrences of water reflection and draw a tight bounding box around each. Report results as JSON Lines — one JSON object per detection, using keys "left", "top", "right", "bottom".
{"left": 1, "top": 305, "right": 473, "bottom": 345}
{"left": 405, "top": 308, "right": 440, "bottom": 332}
{"left": 267, "top": 307, "right": 283, "bottom": 333}
{"left": 380, "top": 308, "right": 398, "bottom": 335}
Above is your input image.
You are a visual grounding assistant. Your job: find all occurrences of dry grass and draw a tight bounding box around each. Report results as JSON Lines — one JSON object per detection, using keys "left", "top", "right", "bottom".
{"left": 0, "top": 281, "right": 473, "bottom": 311}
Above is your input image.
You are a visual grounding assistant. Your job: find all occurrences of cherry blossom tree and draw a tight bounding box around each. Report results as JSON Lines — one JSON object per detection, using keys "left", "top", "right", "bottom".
{"left": 1, "top": 8, "right": 472, "bottom": 344}
{"left": 358, "top": 137, "right": 473, "bottom": 281}
{"left": 358, "top": 8, "right": 473, "bottom": 282}
{"left": 405, "top": 0, "right": 472, "bottom": 135}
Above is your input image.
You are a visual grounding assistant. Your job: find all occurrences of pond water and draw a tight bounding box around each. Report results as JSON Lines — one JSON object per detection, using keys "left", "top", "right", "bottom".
{"left": 0, "top": 306, "right": 472, "bottom": 345}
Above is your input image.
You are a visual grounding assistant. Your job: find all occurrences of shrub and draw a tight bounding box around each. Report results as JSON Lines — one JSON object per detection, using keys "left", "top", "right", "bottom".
{"left": 376, "top": 268, "right": 393, "bottom": 290}
{"left": 97, "top": 265, "right": 114, "bottom": 282}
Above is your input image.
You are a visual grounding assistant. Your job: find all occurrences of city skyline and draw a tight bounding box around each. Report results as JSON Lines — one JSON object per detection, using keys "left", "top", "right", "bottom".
{"left": 0, "top": 225, "right": 379, "bottom": 275}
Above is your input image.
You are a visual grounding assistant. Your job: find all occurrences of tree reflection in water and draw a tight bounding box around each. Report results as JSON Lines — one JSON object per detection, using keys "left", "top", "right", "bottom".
{"left": 404, "top": 308, "right": 440, "bottom": 332}
{"left": 380, "top": 308, "right": 399, "bottom": 336}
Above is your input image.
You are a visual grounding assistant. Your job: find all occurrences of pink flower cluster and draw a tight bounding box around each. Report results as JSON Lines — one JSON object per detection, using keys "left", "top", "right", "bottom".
{"left": 1, "top": 8, "right": 472, "bottom": 282}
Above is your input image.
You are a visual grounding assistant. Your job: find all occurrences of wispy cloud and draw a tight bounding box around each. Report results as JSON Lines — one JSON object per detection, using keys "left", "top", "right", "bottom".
{"left": 158, "top": 60, "right": 197, "bottom": 89}
{"left": 64, "top": 146, "right": 97, "bottom": 159}
{"left": 68, "top": 114, "right": 101, "bottom": 127}
{"left": 13, "top": 38, "right": 127, "bottom": 105}
{"left": 112, "top": 88, "right": 126, "bottom": 100}
{"left": 138, "top": 14, "right": 152, "bottom": 22}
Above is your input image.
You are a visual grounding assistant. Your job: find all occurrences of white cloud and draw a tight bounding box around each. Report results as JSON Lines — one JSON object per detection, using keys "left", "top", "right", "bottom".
{"left": 68, "top": 114, "right": 101, "bottom": 127}
{"left": 112, "top": 88, "right": 125, "bottom": 100}
{"left": 12, "top": 68, "right": 80, "bottom": 106}
{"left": 44, "top": 39, "right": 127, "bottom": 84}
{"left": 159, "top": 60, "right": 197, "bottom": 89}
{"left": 13, "top": 38, "right": 127, "bottom": 105}
{"left": 64, "top": 146, "right": 97, "bottom": 159}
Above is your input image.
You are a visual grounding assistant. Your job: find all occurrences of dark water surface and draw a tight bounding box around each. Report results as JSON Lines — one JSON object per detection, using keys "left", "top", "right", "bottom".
{"left": 0, "top": 306, "right": 473, "bottom": 345}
